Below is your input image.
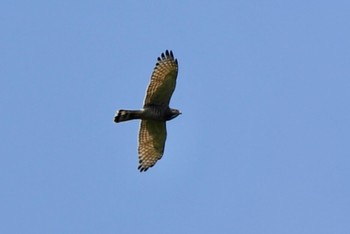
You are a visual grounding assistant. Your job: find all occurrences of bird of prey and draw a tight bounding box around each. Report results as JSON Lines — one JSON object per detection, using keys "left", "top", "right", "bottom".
{"left": 114, "top": 50, "right": 181, "bottom": 172}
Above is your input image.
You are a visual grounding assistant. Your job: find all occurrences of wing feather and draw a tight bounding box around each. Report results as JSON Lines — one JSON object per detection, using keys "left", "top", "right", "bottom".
{"left": 143, "top": 50, "right": 178, "bottom": 107}
{"left": 138, "top": 120, "right": 167, "bottom": 172}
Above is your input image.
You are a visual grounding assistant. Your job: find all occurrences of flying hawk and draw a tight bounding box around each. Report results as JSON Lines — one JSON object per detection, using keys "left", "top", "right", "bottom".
{"left": 114, "top": 50, "right": 181, "bottom": 172}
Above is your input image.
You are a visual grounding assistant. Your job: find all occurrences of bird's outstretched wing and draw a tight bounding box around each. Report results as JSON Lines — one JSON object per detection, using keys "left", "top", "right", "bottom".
{"left": 138, "top": 120, "right": 167, "bottom": 172}
{"left": 143, "top": 50, "right": 178, "bottom": 107}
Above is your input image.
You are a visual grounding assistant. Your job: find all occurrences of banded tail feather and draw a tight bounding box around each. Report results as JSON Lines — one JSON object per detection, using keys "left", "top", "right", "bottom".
{"left": 114, "top": 110, "right": 143, "bottom": 123}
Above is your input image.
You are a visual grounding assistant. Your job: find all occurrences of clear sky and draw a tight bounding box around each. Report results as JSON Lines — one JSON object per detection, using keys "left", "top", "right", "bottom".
{"left": 1, "top": 1, "right": 350, "bottom": 233}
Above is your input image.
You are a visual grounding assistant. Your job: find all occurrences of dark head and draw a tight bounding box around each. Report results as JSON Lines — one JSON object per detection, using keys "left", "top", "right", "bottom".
{"left": 166, "top": 108, "right": 181, "bottom": 121}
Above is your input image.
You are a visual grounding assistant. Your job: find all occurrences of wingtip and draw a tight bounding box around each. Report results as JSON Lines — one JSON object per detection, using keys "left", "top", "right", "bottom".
{"left": 138, "top": 165, "right": 149, "bottom": 172}
{"left": 160, "top": 50, "right": 175, "bottom": 60}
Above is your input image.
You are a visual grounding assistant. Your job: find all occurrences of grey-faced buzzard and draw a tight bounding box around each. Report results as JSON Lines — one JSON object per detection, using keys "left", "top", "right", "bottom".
{"left": 114, "top": 50, "right": 181, "bottom": 172}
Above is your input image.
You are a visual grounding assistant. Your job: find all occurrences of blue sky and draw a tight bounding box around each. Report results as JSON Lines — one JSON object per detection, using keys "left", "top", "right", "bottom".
{"left": 1, "top": 1, "right": 350, "bottom": 233}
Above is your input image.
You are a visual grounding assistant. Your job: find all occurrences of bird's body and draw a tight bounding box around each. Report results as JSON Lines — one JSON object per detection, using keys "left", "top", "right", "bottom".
{"left": 114, "top": 50, "right": 180, "bottom": 172}
{"left": 115, "top": 106, "right": 180, "bottom": 123}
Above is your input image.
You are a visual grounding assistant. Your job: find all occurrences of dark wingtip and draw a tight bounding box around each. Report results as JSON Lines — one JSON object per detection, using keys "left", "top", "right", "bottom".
{"left": 138, "top": 165, "right": 148, "bottom": 172}
{"left": 138, "top": 160, "right": 153, "bottom": 172}
{"left": 158, "top": 50, "right": 175, "bottom": 61}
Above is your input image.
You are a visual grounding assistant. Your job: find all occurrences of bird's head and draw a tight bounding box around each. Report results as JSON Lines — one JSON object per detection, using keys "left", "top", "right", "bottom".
{"left": 167, "top": 108, "right": 181, "bottom": 120}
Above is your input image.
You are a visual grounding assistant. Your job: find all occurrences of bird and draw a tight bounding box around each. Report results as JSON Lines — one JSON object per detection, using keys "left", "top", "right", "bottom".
{"left": 114, "top": 50, "right": 181, "bottom": 172}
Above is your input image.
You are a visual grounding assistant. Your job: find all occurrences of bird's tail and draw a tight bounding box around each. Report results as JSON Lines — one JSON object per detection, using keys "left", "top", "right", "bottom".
{"left": 114, "top": 110, "right": 143, "bottom": 123}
